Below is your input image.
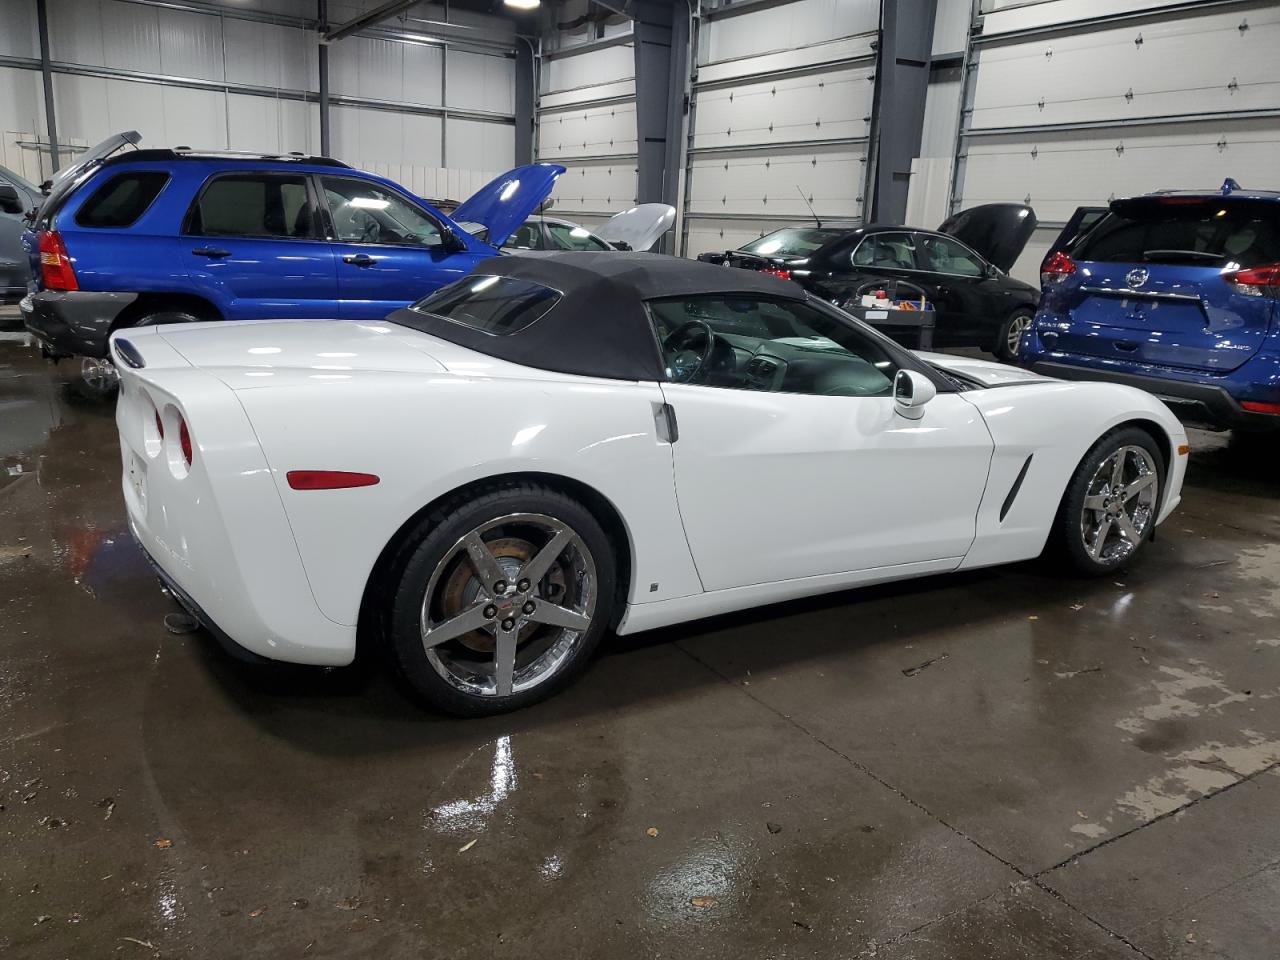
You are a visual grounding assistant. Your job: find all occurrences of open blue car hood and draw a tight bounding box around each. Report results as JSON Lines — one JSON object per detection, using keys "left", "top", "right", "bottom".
{"left": 451, "top": 163, "right": 566, "bottom": 248}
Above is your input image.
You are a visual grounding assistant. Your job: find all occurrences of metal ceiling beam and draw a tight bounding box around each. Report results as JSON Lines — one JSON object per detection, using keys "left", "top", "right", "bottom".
{"left": 36, "top": 0, "right": 60, "bottom": 173}
{"left": 325, "top": 0, "right": 419, "bottom": 42}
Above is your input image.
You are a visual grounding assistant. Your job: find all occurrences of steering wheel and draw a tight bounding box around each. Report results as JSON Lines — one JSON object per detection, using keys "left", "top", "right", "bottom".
{"left": 663, "top": 319, "right": 716, "bottom": 383}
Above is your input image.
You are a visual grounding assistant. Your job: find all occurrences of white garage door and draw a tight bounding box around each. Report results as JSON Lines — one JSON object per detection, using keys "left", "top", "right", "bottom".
{"left": 681, "top": 0, "right": 878, "bottom": 256}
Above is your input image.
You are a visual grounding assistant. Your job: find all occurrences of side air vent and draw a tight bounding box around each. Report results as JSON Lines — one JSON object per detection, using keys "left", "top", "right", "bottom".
{"left": 999, "top": 455, "right": 1034, "bottom": 522}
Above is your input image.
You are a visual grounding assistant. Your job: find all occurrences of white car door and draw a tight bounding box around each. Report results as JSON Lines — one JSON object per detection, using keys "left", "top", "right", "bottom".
{"left": 651, "top": 294, "right": 994, "bottom": 592}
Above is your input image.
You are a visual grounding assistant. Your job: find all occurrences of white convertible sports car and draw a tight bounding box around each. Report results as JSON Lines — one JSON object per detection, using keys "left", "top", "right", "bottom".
{"left": 110, "top": 253, "right": 1188, "bottom": 715}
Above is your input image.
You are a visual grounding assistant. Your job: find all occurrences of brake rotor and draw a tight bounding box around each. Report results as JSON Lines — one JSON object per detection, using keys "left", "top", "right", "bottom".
{"left": 439, "top": 536, "right": 568, "bottom": 654}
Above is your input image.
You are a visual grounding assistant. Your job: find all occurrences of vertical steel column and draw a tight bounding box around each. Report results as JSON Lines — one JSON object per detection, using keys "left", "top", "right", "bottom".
{"left": 627, "top": 0, "right": 686, "bottom": 211}
{"left": 514, "top": 38, "right": 536, "bottom": 166}
{"left": 869, "top": 0, "right": 937, "bottom": 224}
{"left": 318, "top": 0, "right": 331, "bottom": 156}
{"left": 36, "top": 0, "right": 60, "bottom": 174}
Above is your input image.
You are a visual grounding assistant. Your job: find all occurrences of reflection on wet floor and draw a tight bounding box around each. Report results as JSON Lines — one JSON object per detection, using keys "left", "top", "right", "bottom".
{"left": 2, "top": 335, "right": 1279, "bottom": 959}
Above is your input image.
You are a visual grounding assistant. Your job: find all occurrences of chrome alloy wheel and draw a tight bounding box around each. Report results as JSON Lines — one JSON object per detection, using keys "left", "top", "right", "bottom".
{"left": 419, "top": 513, "right": 597, "bottom": 698}
{"left": 1006, "top": 313, "right": 1033, "bottom": 356}
{"left": 81, "top": 356, "right": 119, "bottom": 393}
{"left": 1079, "top": 444, "right": 1159, "bottom": 564}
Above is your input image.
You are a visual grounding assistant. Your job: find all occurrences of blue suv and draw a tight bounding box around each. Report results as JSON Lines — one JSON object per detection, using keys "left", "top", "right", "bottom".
{"left": 21, "top": 134, "right": 563, "bottom": 386}
{"left": 1021, "top": 181, "right": 1280, "bottom": 432}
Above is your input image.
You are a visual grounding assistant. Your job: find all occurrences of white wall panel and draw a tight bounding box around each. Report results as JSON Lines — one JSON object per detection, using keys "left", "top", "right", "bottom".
{"left": 156, "top": 7, "right": 225, "bottom": 83}
{"left": 328, "top": 35, "right": 445, "bottom": 106}
{"left": 0, "top": 67, "right": 48, "bottom": 180}
{"left": 933, "top": 0, "right": 971, "bottom": 55}
{"left": 691, "top": 64, "right": 872, "bottom": 151}
{"left": 221, "top": 18, "right": 315, "bottom": 92}
{"left": 538, "top": 102, "right": 638, "bottom": 160}
{"left": 551, "top": 160, "right": 639, "bottom": 215}
{"left": 446, "top": 51, "right": 514, "bottom": 114}
{"left": 1, "top": 1, "right": 39, "bottom": 58}
{"left": 703, "top": 0, "right": 877, "bottom": 62}
{"left": 685, "top": 219, "right": 786, "bottom": 258}
{"left": 544, "top": 44, "right": 634, "bottom": 93}
{"left": 971, "top": 5, "right": 1280, "bottom": 130}
{"left": 226, "top": 93, "right": 316, "bottom": 156}
{"left": 445, "top": 117, "right": 514, "bottom": 171}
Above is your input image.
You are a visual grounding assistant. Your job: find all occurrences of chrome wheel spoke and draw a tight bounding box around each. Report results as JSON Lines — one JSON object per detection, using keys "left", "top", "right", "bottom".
{"left": 1123, "top": 473, "right": 1155, "bottom": 501}
{"left": 462, "top": 531, "right": 507, "bottom": 592}
{"left": 1088, "top": 517, "right": 1113, "bottom": 560}
{"left": 518, "top": 526, "right": 575, "bottom": 589}
{"left": 1083, "top": 494, "right": 1108, "bottom": 512}
{"left": 494, "top": 622, "right": 518, "bottom": 697}
{"left": 421, "top": 602, "right": 491, "bottom": 649}
{"left": 525, "top": 601, "right": 591, "bottom": 633}
{"left": 1109, "top": 450, "right": 1126, "bottom": 491}
{"left": 1115, "top": 512, "right": 1141, "bottom": 544}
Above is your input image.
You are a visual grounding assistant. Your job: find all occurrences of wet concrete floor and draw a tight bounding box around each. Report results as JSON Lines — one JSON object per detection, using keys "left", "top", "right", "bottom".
{"left": 2, "top": 328, "right": 1278, "bottom": 959}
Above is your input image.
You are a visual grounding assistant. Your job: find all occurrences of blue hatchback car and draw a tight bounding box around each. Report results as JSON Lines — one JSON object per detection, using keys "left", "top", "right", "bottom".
{"left": 1022, "top": 180, "right": 1280, "bottom": 433}
{"left": 21, "top": 133, "right": 564, "bottom": 380}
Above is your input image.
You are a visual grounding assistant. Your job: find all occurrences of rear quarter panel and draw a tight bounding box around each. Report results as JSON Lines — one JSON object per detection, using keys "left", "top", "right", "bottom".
{"left": 232, "top": 370, "right": 703, "bottom": 627}
{"left": 959, "top": 380, "right": 1187, "bottom": 569}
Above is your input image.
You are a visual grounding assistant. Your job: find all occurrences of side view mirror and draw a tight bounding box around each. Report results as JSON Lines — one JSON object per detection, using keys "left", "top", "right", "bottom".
{"left": 0, "top": 183, "right": 22, "bottom": 215}
{"left": 894, "top": 369, "right": 936, "bottom": 420}
{"left": 440, "top": 227, "right": 469, "bottom": 252}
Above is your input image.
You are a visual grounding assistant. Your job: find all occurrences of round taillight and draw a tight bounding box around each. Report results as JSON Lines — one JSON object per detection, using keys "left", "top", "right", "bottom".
{"left": 178, "top": 418, "right": 193, "bottom": 467}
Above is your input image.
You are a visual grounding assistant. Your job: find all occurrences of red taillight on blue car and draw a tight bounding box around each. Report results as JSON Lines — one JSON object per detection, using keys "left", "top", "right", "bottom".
{"left": 38, "top": 230, "right": 79, "bottom": 291}
{"left": 1040, "top": 251, "right": 1076, "bottom": 287}
{"left": 1223, "top": 262, "right": 1280, "bottom": 299}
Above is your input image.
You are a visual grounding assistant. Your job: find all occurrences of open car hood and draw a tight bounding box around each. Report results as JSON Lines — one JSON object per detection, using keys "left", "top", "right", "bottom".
{"left": 937, "top": 203, "right": 1037, "bottom": 273}
{"left": 450, "top": 163, "right": 566, "bottom": 248}
{"left": 595, "top": 203, "right": 676, "bottom": 252}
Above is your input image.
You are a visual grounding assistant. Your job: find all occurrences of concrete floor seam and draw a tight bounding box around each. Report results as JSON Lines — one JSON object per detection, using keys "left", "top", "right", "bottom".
{"left": 1036, "top": 758, "right": 1280, "bottom": 879}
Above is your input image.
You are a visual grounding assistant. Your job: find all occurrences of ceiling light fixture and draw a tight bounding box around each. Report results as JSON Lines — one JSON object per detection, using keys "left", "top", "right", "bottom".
{"left": 504, "top": 0, "right": 541, "bottom": 9}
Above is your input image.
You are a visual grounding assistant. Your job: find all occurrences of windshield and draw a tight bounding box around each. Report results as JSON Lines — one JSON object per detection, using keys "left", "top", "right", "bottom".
{"left": 1075, "top": 199, "right": 1280, "bottom": 268}
{"left": 740, "top": 227, "right": 847, "bottom": 257}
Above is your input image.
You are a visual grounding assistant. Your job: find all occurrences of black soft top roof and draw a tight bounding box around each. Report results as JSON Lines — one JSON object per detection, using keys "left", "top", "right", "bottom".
{"left": 388, "top": 251, "right": 805, "bottom": 381}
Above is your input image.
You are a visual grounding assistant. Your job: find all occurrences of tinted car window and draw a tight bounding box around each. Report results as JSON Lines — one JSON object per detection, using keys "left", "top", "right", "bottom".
{"left": 546, "top": 222, "right": 611, "bottom": 251}
{"left": 322, "top": 177, "right": 442, "bottom": 247}
{"left": 408, "top": 275, "right": 559, "bottom": 336}
{"left": 506, "top": 222, "right": 543, "bottom": 250}
{"left": 1075, "top": 199, "right": 1280, "bottom": 268}
{"left": 649, "top": 295, "right": 898, "bottom": 397}
{"left": 852, "top": 232, "right": 916, "bottom": 269}
{"left": 740, "top": 228, "right": 848, "bottom": 257}
{"left": 190, "top": 174, "right": 312, "bottom": 239}
{"left": 75, "top": 172, "right": 169, "bottom": 228}
{"left": 917, "top": 235, "right": 984, "bottom": 277}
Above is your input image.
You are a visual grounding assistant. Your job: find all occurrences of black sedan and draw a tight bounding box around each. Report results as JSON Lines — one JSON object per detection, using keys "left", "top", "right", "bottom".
{"left": 698, "top": 205, "right": 1040, "bottom": 359}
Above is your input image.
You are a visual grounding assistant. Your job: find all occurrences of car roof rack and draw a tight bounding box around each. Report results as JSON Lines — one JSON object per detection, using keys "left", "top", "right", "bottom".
{"left": 105, "top": 148, "right": 350, "bottom": 168}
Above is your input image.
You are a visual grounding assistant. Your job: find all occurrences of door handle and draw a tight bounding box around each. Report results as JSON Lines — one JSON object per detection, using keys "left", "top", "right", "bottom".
{"left": 191, "top": 247, "right": 231, "bottom": 258}
{"left": 343, "top": 254, "right": 377, "bottom": 267}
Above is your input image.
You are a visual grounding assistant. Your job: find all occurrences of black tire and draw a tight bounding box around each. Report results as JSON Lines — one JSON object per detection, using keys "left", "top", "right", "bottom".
{"left": 995, "top": 308, "right": 1035, "bottom": 361}
{"left": 1050, "top": 426, "right": 1166, "bottom": 576}
{"left": 385, "top": 482, "right": 617, "bottom": 716}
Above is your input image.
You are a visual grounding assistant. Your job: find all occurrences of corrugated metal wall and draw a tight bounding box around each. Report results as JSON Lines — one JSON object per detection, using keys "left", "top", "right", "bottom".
{"left": 948, "top": 0, "right": 1280, "bottom": 283}
{"left": 0, "top": 0, "right": 515, "bottom": 195}
{"left": 535, "top": 4, "right": 638, "bottom": 228}
{"left": 680, "top": 0, "right": 879, "bottom": 256}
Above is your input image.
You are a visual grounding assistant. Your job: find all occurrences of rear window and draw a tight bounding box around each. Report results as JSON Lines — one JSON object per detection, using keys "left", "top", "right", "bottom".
{"left": 407, "top": 275, "right": 560, "bottom": 336}
{"left": 1075, "top": 199, "right": 1280, "bottom": 268}
{"left": 741, "top": 228, "right": 848, "bottom": 257}
{"left": 74, "top": 172, "right": 169, "bottom": 228}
